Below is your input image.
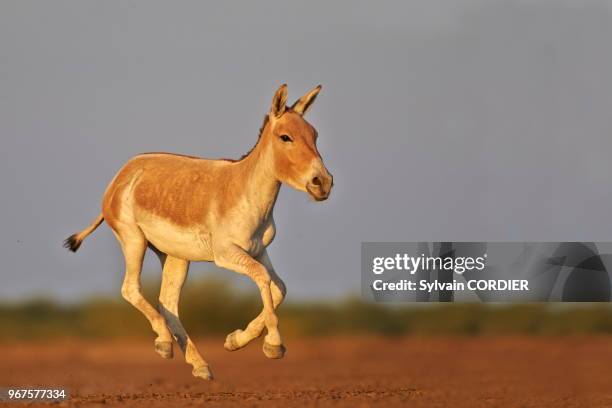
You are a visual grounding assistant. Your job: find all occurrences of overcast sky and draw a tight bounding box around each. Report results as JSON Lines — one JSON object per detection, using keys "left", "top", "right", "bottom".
{"left": 2, "top": 0, "right": 612, "bottom": 301}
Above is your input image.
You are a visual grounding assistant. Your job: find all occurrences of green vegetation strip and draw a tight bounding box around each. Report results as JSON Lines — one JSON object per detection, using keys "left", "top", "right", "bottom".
{"left": 1, "top": 279, "right": 612, "bottom": 340}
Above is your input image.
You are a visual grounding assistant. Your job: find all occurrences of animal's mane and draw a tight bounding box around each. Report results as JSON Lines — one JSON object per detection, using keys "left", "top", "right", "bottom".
{"left": 143, "top": 112, "right": 282, "bottom": 163}
{"left": 139, "top": 152, "right": 201, "bottom": 160}
{"left": 221, "top": 113, "right": 270, "bottom": 162}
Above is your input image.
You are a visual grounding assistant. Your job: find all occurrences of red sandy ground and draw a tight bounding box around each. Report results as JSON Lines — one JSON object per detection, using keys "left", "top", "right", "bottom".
{"left": 2, "top": 336, "right": 612, "bottom": 407}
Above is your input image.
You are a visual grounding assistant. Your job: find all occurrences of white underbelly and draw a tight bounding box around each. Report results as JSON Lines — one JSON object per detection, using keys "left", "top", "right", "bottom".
{"left": 138, "top": 215, "right": 213, "bottom": 261}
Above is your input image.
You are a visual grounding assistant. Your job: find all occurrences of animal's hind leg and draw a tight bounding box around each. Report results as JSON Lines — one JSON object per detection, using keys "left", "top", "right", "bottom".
{"left": 159, "top": 255, "right": 213, "bottom": 380}
{"left": 224, "top": 250, "right": 286, "bottom": 356}
{"left": 114, "top": 227, "right": 173, "bottom": 358}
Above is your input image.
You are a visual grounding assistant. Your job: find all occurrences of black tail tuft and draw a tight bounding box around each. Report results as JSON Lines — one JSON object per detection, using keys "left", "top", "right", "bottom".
{"left": 63, "top": 234, "right": 81, "bottom": 252}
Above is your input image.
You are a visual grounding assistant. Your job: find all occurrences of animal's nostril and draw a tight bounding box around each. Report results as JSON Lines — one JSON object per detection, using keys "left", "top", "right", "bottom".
{"left": 311, "top": 176, "right": 322, "bottom": 186}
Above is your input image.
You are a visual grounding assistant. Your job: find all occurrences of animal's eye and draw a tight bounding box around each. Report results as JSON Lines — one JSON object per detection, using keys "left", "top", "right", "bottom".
{"left": 280, "top": 134, "right": 293, "bottom": 143}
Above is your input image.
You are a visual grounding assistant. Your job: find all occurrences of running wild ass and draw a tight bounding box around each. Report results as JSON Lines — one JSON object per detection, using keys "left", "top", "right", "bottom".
{"left": 64, "top": 84, "right": 333, "bottom": 380}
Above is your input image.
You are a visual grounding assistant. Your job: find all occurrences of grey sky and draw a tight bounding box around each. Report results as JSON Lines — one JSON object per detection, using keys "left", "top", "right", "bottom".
{"left": 2, "top": 0, "right": 612, "bottom": 301}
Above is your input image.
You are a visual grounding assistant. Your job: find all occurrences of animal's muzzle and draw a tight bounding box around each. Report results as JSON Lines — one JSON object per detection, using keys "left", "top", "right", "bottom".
{"left": 306, "top": 172, "right": 333, "bottom": 201}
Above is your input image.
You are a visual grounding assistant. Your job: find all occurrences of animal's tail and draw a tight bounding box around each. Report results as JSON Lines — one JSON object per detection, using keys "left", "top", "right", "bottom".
{"left": 63, "top": 213, "right": 104, "bottom": 252}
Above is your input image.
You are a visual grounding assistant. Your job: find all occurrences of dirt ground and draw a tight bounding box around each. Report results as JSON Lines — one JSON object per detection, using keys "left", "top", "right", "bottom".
{"left": 2, "top": 335, "right": 612, "bottom": 407}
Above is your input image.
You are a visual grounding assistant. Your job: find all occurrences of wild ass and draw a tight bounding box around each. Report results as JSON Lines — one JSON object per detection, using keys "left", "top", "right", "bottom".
{"left": 64, "top": 84, "right": 333, "bottom": 380}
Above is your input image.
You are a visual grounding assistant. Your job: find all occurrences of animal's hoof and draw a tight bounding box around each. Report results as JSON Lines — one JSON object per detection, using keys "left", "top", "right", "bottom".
{"left": 263, "top": 341, "right": 286, "bottom": 359}
{"left": 224, "top": 330, "right": 244, "bottom": 351}
{"left": 154, "top": 340, "right": 173, "bottom": 359}
{"left": 192, "top": 365, "right": 214, "bottom": 381}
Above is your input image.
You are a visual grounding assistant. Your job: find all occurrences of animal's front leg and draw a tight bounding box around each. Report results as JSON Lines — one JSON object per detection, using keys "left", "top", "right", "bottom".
{"left": 214, "top": 244, "right": 285, "bottom": 359}
{"left": 224, "top": 249, "right": 286, "bottom": 354}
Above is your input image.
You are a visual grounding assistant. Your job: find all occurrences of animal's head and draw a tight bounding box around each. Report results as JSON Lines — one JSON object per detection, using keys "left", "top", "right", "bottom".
{"left": 263, "top": 84, "right": 333, "bottom": 201}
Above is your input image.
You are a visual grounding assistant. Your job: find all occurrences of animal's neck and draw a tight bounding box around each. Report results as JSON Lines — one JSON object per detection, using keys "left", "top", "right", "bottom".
{"left": 233, "top": 130, "right": 280, "bottom": 220}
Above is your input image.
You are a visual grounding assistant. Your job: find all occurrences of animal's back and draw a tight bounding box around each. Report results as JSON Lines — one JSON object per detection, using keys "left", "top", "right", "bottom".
{"left": 102, "top": 152, "right": 231, "bottom": 232}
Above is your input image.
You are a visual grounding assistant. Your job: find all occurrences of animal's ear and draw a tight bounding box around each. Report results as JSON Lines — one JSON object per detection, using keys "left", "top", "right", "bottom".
{"left": 291, "top": 85, "right": 322, "bottom": 116}
{"left": 270, "top": 84, "right": 288, "bottom": 118}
